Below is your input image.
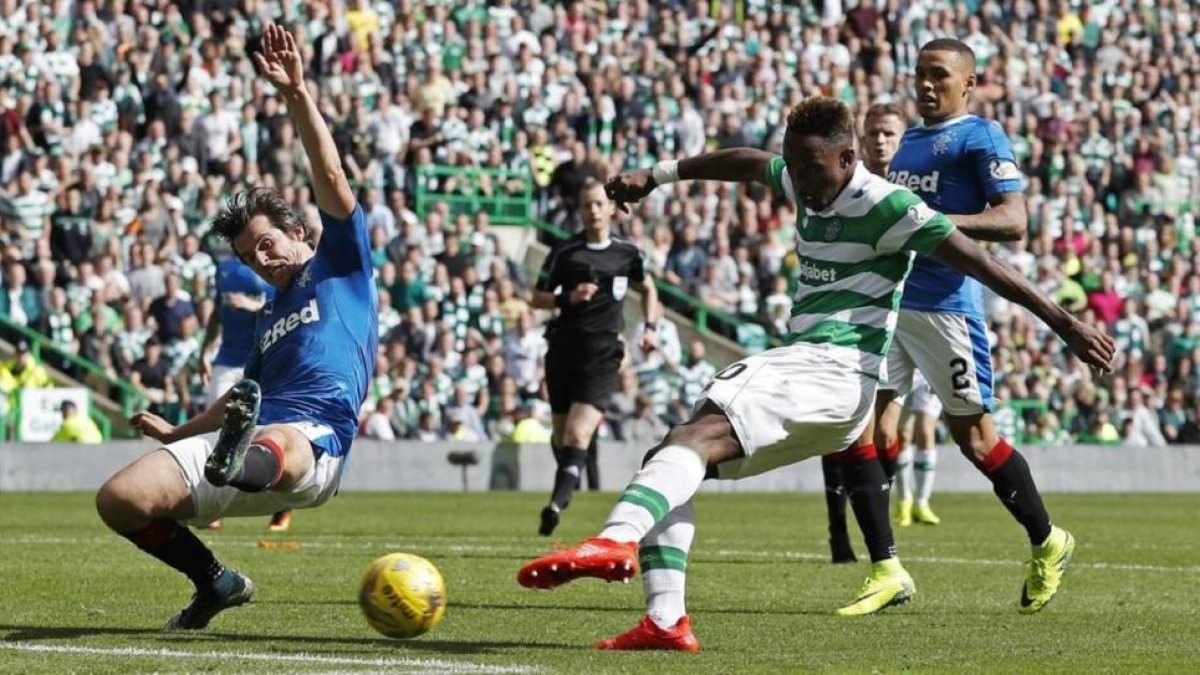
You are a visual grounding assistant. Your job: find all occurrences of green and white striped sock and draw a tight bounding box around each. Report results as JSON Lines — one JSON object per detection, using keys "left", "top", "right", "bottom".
{"left": 640, "top": 500, "right": 694, "bottom": 631}
{"left": 600, "top": 445, "right": 706, "bottom": 543}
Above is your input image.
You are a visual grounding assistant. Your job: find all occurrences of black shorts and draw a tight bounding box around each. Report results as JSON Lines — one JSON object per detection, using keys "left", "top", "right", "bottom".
{"left": 545, "top": 333, "right": 624, "bottom": 415}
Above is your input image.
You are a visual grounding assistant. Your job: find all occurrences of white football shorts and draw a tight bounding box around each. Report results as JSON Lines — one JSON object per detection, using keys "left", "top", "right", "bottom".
{"left": 882, "top": 310, "right": 993, "bottom": 416}
{"left": 164, "top": 421, "right": 344, "bottom": 526}
{"left": 696, "top": 343, "right": 876, "bottom": 480}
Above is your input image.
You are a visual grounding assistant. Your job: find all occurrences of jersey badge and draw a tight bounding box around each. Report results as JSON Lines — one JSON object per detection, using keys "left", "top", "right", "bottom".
{"left": 613, "top": 276, "right": 628, "bottom": 300}
{"left": 989, "top": 159, "right": 1022, "bottom": 180}
{"left": 932, "top": 130, "right": 955, "bottom": 156}
{"left": 823, "top": 218, "right": 842, "bottom": 242}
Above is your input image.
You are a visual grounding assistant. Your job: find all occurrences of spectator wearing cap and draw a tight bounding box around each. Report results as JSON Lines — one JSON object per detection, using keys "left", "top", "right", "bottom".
{"left": 51, "top": 399, "right": 103, "bottom": 444}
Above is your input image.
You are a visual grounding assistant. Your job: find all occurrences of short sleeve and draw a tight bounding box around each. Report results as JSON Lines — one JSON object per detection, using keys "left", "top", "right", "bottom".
{"left": 968, "top": 120, "right": 1024, "bottom": 199}
{"left": 763, "top": 155, "right": 798, "bottom": 203}
{"left": 629, "top": 247, "right": 647, "bottom": 283}
{"left": 535, "top": 244, "right": 563, "bottom": 292}
{"left": 316, "top": 204, "right": 372, "bottom": 275}
{"left": 874, "top": 190, "right": 957, "bottom": 255}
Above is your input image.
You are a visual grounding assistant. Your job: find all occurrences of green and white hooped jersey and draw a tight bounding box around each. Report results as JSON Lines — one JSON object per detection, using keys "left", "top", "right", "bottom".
{"left": 763, "top": 157, "right": 956, "bottom": 379}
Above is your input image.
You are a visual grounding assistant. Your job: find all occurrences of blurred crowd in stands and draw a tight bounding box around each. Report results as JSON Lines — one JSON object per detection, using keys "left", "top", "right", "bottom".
{"left": 0, "top": 0, "right": 1198, "bottom": 446}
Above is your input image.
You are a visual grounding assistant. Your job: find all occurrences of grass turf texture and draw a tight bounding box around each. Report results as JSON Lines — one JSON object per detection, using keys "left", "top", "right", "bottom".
{"left": 1, "top": 491, "right": 1197, "bottom": 673}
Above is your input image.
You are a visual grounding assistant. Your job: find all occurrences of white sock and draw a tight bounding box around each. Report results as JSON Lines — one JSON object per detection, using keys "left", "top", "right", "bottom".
{"left": 895, "top": 445, "right": 915, "bottom": 502}
{"left": 641, "top": 500, "right": 694, "bottom": 631}
{"left": 600, "top": 445, "right": 706, "bottom": 543}
{"left": 915, "top": 448, "right": 937, "bottom": 506}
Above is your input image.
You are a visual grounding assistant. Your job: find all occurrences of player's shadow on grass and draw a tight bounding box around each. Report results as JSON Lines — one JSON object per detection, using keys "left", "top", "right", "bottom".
{"left": 0, "top": 624, "right": 575, "bottom": 653}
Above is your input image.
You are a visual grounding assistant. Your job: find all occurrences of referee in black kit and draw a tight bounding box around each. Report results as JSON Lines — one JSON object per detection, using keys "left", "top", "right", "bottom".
{"left": 532, "top": 176, "right": 659, "bottom": 536}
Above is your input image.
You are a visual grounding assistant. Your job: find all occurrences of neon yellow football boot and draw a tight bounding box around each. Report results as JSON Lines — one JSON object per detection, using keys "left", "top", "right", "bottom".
{"left": 1019, "top": 526, "right": 1075, "bottom": 614}
{"left": 895, "top": 498, "right": 914, "bottom": 527}
{"left": 913, "top": 502, "right": 941, "bottom": 525}
{"left": 835, "top": 558, "right": 916, "bottom": 616}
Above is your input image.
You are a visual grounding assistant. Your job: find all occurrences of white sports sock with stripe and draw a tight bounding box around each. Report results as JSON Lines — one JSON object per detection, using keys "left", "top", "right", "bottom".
{"left": 915, "top": 448, "right": 937, "bottom": 506}
{"left": 600, "top": 445, "right": 706, "bottom": 543}
{"left": 640, "top": 500, "right": 695, "bottom": 631}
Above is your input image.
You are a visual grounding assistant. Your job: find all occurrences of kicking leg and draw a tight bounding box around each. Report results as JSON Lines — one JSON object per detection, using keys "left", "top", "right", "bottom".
{"left": 518, "top": 401, "right": 740, "bottom": 589}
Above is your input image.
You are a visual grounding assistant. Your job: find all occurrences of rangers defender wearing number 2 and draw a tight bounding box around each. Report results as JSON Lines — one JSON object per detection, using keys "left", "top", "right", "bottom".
{"left": 872, "top": 39, "right": 1078, "bottom": 614}
{"left": 513, "top": 96, "right": 1114, "bottom": 651}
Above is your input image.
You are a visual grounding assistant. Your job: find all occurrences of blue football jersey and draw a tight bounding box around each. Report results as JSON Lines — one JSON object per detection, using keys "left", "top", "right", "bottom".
{"left": 244, "top": 205, "right": 380, "bottom": 458}
{"left": 887, "top": 115, "right": 1024, "bottom": 317}
{"left": 213, "top": 258, "right": 275, "bottom": 368}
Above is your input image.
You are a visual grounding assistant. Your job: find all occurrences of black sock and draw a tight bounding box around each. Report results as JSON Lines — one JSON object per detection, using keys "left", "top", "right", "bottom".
{"left": 878, "top": 440, "right": 901, "bottom": 483}
{"left": 585, "top": 433, "right": 600, "bottom": 491}
{"left": 549, "top": 446, "right": 587, "bottom": 511}
{"left": 983, "top": 441, "right": 1052, "bottom": 545}
{"left": 124, "top": 520, "right": 224, "bottom": 589}
{"left": 843, "top": 450, "right": 897, "bottom": 563}
{"left": 229, "top": 442, "right": 283, "bottom": 493}
{"left": 821, "top": 454, "right": 850, "bottom": 542}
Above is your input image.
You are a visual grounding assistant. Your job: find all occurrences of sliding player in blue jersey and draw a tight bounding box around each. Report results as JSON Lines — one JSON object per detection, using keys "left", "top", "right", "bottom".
{"left": 870, "top": 39, "right": 1074, "bottom": 613}
{"left": 197, "top": 256, "right": 294, "bottom": 533}
{"left": 95, "top": 24, "right": 378, "bottom": 630}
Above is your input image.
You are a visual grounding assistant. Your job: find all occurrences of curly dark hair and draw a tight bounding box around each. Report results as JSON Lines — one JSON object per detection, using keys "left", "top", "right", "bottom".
{"left": 210, "top": 187, "right": 312, "bottom": 261}
{"left": 785, "top": 96, "right": 856, "bottom": 148}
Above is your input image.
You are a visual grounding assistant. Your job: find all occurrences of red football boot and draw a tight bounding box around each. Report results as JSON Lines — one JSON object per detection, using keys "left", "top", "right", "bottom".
{"left": 516, "top": 537, "right": 638, "bottom": 589}
{"left": 595, "top": 615, "right": 700, "bottom": 652}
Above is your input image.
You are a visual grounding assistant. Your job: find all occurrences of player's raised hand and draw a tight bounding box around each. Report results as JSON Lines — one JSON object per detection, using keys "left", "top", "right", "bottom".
{"left": 605, "top": 169, "right": 657, "bottom": 214}
{"left": 130, "top": 410, "right": 178, "bottom": 444}
{"left": 1061, "top": 318, "right": 1116, "bottom": 374}
{"left": 254, "top": 23, "right": 305, "bottom": 93}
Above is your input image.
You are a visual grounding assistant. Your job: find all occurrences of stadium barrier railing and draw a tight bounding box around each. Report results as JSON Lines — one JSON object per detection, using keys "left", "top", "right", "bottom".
{"left": 0, "top": 314, "right": 149, "bottom": 421}
{"left": 413, "top": 165, "right": 534, "bottom": 225}
{"left": 414, "top": 164, "right": 777, "bottom": 351}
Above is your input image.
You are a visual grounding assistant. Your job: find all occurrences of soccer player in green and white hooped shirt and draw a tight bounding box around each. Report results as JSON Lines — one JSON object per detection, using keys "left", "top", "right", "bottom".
{"left": 514, "top": 97, "right": 1115, "bottom": 651}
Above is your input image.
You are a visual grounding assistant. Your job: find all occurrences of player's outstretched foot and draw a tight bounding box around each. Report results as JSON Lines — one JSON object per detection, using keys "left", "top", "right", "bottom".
{"left": 537, "top": 506, "right": 559, "bottom": 537}
{"left": 830, "top": 536, "right": 857, "bottom": 564}
{"left": 835, "top": 558, "right": 916, "bottom": 617}
{"left": 204, "top": 379, "right": 261, "bottom": 487}
{"left": 267, "top": 510, "right": 292, "bottom": 532}
{"left": 913, "top": 503, "right": 941, "bottom": 525}
{"left": 164, "top": 569, "right": 255, "bottom": 631}
{"left": 517, "top": 537, "right": 638, "bottom": 589}
{"left": 204, "top": 519, "right": 224, "bottom": 531}
{"left": 595, "top": 615, "right": 700, "bottom": 652}
{"left": 1019, "top": 526, "right": 1075, "bottom": 614}
{"left": 896, "top": 498, "right": 913, "bottom": 527}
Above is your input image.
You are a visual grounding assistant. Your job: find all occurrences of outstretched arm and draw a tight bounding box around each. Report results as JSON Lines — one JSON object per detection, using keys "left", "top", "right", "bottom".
{"left": 255, "top": 23, "right": 356, "bottom": 220}
{"left": 928, "top": 230, "right": 1114, "bottom": 371}
{"left": 605, "top": 148, "right": 778, "bottom": 211}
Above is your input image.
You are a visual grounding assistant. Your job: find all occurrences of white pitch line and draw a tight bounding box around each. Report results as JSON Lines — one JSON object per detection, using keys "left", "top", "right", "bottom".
{"left": 5, "top": 534, "right": 1199, "bottom": 574}
{"left": 0, "top": 642, "right": 537, "bottom": 674}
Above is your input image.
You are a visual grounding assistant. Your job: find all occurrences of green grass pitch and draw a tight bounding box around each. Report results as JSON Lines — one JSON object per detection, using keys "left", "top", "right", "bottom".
{"left": 1, "top": 491, "right": 1198, "bottom": 673}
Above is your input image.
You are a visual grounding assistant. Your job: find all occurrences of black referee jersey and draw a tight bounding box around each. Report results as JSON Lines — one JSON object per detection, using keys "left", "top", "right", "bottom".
{"left": 536, "top": 234, "right": 647, "bottom": 336}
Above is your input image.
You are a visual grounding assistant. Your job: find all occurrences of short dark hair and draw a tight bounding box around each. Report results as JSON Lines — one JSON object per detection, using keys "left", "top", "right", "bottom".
{"left": 210, "top": 187, "right": 311, "bottom": 259}
{"left": 920, "top": 38, "right": 977, "bottom": 73}
{"left": 785, "top": 97, "right": 856, "bottom": 147}
{"left": 864, "top": 102, "right": 905, "bottom": 123}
